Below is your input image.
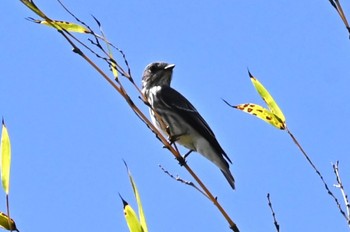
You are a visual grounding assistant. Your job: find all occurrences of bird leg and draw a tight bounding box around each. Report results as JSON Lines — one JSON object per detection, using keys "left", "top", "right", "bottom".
{"left": 183, "top": 150, "right": 193, "bottom": 160}
{"left": 165, "top": 126, "right": 186, "bottom": 145}
{"left": 176, "top": 150, "right": 193, "bottom": 166}
{"left": 162, "top": 134, "right": 180, "bottom": 148}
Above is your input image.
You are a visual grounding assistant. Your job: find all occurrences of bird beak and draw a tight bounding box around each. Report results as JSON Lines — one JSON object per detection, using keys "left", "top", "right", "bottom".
{"left": 164, "top": 64, "right": 175, "bottom": 70}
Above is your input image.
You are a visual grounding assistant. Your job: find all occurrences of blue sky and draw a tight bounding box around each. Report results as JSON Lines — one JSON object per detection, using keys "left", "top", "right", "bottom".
{"left": 2, "top": 0, "right": 350, "bottom": 231}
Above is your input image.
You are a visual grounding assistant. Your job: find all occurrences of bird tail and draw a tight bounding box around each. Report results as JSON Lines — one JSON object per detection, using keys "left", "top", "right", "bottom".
{"left": 221, "top": 169, "right": 235, "bottom": 190}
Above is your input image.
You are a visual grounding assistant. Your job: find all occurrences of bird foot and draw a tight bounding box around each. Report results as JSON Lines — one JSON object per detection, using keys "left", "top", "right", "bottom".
{"left": 177, "top": 156, "right": 187, "bottom": 166}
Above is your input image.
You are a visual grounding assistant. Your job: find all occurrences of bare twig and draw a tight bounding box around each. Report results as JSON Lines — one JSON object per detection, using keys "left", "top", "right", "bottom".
{"left": 159, "top": 165, "right": 209, "bottom": 199}
{"left": 267, "top": 193, "right": 280, "bottom": 232}
{"left": 332, "top": 161, "right": 350, "bottom": 225}
{"left": 286, "top": 128, "right": 346, "bottom": 220}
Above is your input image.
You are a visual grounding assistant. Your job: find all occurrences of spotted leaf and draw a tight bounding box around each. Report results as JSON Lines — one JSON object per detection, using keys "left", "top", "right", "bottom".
{"left": 236, "top": 103, "right": 285, "bottom": 129}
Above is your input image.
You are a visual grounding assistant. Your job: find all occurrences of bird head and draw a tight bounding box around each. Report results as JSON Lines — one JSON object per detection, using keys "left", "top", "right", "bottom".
{"left": 142, "top": 62, "right": 175, "bottom": 91}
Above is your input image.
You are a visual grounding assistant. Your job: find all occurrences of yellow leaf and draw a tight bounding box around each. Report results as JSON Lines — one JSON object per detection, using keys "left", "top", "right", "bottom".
{"left": 249, "top": 71, "right": 286, "bottom": 125}
{"left": 111, "top": 60, "right": 119, "bottom": 80}
{"left": 124, "top": 161, "right": 148, "bottom": 232}
{"left": 119, "top": 194, "right": 143, "bottom": 232}
{"left": 236, "top": 103, "right": 286, "bottom": 129}
{"left": 0, "top": 212, "right": 18, "bottom": 231}
{"left": 0, "top": 119, "right": 11, "bottom": 194}
{"left": 28, "top": 18, "right": 90, "bottom": 33}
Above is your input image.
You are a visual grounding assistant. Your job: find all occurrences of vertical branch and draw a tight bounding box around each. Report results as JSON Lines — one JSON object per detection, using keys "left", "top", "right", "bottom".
{"left": 332, "top": 161, "right": 350, "bottom": 225}
{"left": 267, "top": 193, "right": 280, "bottom": 232}
{"left": 6, "top": 194, "right": 12, "bottom": 231}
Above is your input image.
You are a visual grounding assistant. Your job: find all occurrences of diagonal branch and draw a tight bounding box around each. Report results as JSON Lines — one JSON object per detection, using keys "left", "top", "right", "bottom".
{"left": 286, "top": 128, "right": 347, "bottom": 224}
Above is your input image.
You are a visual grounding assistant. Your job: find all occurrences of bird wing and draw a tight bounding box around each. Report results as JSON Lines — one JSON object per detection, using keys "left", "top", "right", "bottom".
{"left": 157, "top": 86, "right": 232, "bottom": 164}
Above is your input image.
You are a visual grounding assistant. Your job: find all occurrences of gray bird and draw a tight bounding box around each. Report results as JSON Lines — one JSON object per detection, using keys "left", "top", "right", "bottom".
{"left": 141, "top": 62, "right": 235, "bottom": 189}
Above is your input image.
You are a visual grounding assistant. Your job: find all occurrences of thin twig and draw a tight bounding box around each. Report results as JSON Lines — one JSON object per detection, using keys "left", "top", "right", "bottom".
{"left": 332, "top": 161, "right": 350, "bottom": 225}
{"left": 267, "top": 193, "right": 280, "bottom": 232}
{"left": 6, "top": 194, "right": 12, "bottom": 232}
{"left": 159, "top": 165, "right": 209, "bottom": 199}
{"left": 286, "top": 128, "right": 346, "bottom": 221}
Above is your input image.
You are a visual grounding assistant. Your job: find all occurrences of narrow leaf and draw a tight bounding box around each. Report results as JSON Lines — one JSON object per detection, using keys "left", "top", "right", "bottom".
{"left": 0, "top": 119, "right": 11, "bottom": 194}
{"left": 27, "top": 18, "right": 90, "bottom": 33}
{"left": 20, "top": 0, "right": 47, "bottom": 19}
{"left": 249, "top": 71, "right": 286, "bottom": 125}
{"left": 119, "top": 194, "right": 143, "bottom": 232}
{"left": 124, "top": 161, "right": 148, "bottom": 232}
{"left": 235, "top": 103, "right": 285, "bottom": 129}
{"left": 0, "top": 212, "right": 18, "bottom": 231}
{"left": 91, "top": 16, "right": 118, "bottom": 79}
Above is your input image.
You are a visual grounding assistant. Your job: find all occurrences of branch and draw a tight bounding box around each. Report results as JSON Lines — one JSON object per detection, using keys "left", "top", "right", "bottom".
{"left": 159, "top": 164, "right": 209, "bottom": 199}
{"left": 332, "top": 161, "right": 350, "bottom": 225}
{"left": 267, "top": 193, "right": 280, "bottom": 232}
{"left": 286, "top": 128, "right": 347, "bottom": 225}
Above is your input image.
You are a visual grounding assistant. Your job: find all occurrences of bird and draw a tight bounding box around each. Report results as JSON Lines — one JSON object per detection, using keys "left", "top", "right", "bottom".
{"left": 141, "top": 62, "right": 235, "bottom": 189}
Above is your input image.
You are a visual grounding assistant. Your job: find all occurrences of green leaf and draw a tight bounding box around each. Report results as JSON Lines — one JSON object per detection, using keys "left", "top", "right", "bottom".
{"left": 0, "top": 212, "right": 18, "bottom": 231}
{"left": 0, "top": 119, "right": 11, "bottom": 194}
{"left": 91, "top": 16, "right": 118, "bottom": 79}
{"left": 27, "top": 18, "right": 90, "bottom": 33}
{"left": 119, "top": 194, "right": 143, "bottom": 232}
{"left": 235, "top": 103, "right": 285, "bottom": 129}
{"left": 124, "top": 161, "right": 148, "bottom": 232}
{"left": 249, "top": 71, "right": 286, "bottom": 125}
{"left": 20, "top": 0, "right": 47, "bottom": 19}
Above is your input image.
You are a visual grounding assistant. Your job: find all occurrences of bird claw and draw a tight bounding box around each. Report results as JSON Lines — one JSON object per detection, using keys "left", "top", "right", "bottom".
{"left": 177, "top": 150, "right": 193, "bottom": 166}
{"left": 167, "top": 135, "right": 179, "bottom": 145}
{"left": 177, "top": 156, "right": 187, "bottom": 166}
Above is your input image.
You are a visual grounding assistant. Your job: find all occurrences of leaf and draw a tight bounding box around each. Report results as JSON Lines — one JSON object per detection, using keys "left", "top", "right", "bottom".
{"left": 119, "top": 194, "right": 143, "bottom": 232}
{"left": 27, "top": 18, "right": 90, "bottom": 33}
{"left": 124, "top": 161, "right": 148, "bottom": 232}
{"left": 0, "top": 119, "right": 11, "bottom": 194}
{"left": 0, "top": 212, "right": 18, "bottom": 231}
{"left": 235, "top": 103, "right": 285, "bottom": 129}
{"left": 20, "top": 0, "right": 47, "bottom": 19}
{"left": 91, "top": 16, "right": 118, "bottom": 79}
{"left": 249, "top": 71, "right": 286, "bottom": 125}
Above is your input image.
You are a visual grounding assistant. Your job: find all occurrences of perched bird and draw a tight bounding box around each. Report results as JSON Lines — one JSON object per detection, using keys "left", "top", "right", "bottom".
{"left": 141, "top": 62, "right": 235, "bottom": 189}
